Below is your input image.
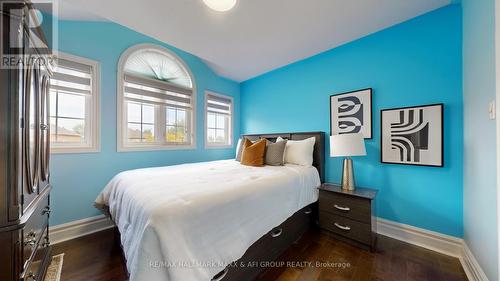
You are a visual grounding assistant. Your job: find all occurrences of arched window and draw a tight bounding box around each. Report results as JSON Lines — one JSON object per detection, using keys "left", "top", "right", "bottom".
{"left": 117, "top": 44, "right": 195, "bottom": 151}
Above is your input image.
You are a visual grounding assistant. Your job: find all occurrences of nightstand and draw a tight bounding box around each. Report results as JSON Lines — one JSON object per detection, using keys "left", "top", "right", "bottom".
{"left": 318, "top": 183, "right": 378, "bottom": 251}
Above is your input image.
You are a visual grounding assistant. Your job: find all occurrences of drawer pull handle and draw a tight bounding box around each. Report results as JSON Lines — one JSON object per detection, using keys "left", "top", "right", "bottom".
{"left": 334, "top": 222, "right": 351, "bottom": 231}
{"left": 304, "top": 208, "right": 312, "bottom": 215}
{"left": 24, "top": 239, "right": 36, "bottom": 246}
{"left": 27, "top": 271, "right": 36, "bottom": 280}
{"left": 24, "top": 231, "right": 37, "bottom": 246}
{"left": 334, "top": 204, "right": 350, "bottom": 212}
{"left": 212, "top": 268, "right": 229, "bottom": 281}
{"left": 271, "top": 228, "right": 283, "bottom": 238}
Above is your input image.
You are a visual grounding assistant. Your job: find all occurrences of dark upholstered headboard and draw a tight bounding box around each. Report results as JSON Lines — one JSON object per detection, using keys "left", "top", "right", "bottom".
{"left": 242, "top": 132, "right": 325, "bottom": 183}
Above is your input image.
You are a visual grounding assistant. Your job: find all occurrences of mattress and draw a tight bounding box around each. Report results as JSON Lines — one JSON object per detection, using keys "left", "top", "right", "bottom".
{"left": 95, "top": 159, "right": 320, "bottom": 281}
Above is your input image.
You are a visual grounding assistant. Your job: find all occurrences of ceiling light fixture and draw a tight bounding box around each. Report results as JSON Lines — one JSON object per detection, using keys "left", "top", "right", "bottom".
{"left": 203, "top": 0, "right": 237, "bottom": 12}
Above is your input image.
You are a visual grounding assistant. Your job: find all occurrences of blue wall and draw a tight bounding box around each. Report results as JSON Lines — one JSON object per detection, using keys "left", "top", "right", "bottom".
{"left": 50, "top": 20, "right": 240, "bottom": 225}
{"left": 241, "top": 6, "right": 463, "bottom": 237}
{"left": 462, "top": 0, "right": 498, "bottom": 279}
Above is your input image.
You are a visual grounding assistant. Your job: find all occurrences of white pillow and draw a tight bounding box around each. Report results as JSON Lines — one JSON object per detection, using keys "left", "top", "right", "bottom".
{"left": 281, "top": 137, "right": 316, "bottom": 166}
{"left": 276, "top": 136, "right": 287, "bottom": 162}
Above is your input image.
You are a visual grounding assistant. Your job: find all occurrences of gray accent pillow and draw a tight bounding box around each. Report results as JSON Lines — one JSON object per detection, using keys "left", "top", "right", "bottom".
{"left": 265, "top": 139, "right": 287, "bottom": 166}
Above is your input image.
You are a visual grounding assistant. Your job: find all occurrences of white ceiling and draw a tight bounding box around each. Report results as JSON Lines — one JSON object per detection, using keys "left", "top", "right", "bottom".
{"left": 59, "top": 0, "right": 451, "bottom": 82}
{"left": 49, "top": 1, "right": 106, "bottom": 21}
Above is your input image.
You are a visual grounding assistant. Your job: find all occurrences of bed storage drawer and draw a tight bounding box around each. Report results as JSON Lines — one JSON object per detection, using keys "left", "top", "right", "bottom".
{"left": 272, "top": 205, "right": 313, "bottom": 253}
{"left": 214, "top": 204, "right": 315, "bottom": 281}
{"left": 263, "top": 204, "right": 314, "bottom": 260}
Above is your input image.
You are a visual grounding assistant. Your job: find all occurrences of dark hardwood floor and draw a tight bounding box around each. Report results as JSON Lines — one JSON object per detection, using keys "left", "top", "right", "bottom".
{"left": 52, "top": 228, "right": 128, "bottom": 281}
{"left": 52, "top": 228, "right": 467, "bottom": 281}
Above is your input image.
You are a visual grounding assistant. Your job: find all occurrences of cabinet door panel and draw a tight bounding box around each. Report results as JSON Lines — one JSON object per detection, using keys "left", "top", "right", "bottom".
{"left": 38, "top": 73, "right": 50, "bottom": 192}
{"left": 22, "top": 63, "right": 40, "bottom": 210}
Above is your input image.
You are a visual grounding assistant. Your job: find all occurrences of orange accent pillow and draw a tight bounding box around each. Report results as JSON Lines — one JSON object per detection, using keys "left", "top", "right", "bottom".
{"left": 240, "top": 138, "right": 266, "bottom": 167}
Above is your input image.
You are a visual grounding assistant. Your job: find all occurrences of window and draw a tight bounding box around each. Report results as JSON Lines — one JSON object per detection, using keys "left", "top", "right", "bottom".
{"left": 50, "top": 52, "right": 100, "bottom": 153}
{"left": 205, "top": 92, "right": 233, "bottom": 148}
{"left": 117, "top": 44, "right": 195, "bottom": 151}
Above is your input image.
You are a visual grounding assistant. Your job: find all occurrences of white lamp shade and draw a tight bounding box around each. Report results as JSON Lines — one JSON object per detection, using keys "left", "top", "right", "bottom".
{"left": 330, "top": 133, "right": 366, "bottom": 157}
{"left": 203, "top": 0, "right": 237, "bottom": 11}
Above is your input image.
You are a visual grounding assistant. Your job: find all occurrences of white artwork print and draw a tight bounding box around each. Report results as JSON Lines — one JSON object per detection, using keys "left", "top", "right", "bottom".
{"left": 330, "top": 89, "right": 372, "bottom": 139}
{"left": 381, "top": 104, "right": 443, "bottom": 166}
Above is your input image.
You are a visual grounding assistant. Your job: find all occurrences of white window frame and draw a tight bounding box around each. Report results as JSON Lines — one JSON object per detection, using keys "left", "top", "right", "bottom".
{"left": 205, "top": 91, "right": 234, "bottom": 149}
{"left": 50, "top": 52, "right": 100, "bottom": 154}
{"left": 117, "top": 44, "right": 197, "bottom": 152}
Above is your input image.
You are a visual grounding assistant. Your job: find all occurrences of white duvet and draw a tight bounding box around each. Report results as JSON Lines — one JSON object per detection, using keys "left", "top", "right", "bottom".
{"left": 95, "top": 159, "right": 320, "bottom": 281}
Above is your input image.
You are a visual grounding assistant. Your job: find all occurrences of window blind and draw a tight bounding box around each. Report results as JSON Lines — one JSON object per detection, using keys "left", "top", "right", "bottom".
{"left": 207, "top": 93, "right": 232, "bottom": 115}
{"left": 51, "top": 58, "right": 93, "bottom": 95}
{"left": 124, "top": 73, "right": 193, "bottom": 109}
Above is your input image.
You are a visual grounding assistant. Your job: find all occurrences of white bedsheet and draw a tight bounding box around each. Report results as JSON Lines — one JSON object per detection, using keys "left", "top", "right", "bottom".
{"left": 95, "top": 159, "right": 320, "bottom": 281}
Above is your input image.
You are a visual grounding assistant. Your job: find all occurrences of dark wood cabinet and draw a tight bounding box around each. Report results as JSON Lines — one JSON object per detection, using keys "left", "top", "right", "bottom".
{"left": 318, "top": 183, "right": 377, "bottom": 251}
{"left": 0, "top": 2, "right": 52, "bottom": 280}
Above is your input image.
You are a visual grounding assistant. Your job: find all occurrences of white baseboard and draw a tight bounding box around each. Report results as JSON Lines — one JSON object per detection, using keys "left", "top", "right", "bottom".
{"left": 376, "top": 217, "right": 463, "bottom": 257}
{"left": 50, "top": 215, "right": 115, "bottom": 244}
{"left": 49, "top": 215, "right": 488, "bottom": 281}
{"left": 460, "top": 242, "right": 490, "bottom": 281}
{"left": 375, "top": 217, "right": 489, "bottom": 281}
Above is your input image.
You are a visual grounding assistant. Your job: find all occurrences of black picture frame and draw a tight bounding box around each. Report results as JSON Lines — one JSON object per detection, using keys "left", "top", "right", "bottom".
{"left": 329, "top": 88, "right": 373, "bottom": 139}
{"left": 380, "top": 103, "right": 444, "bottom": 167}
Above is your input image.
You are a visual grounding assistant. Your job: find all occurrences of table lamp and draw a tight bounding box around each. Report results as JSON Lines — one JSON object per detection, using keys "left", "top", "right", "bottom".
{"left": 330, "top": 133, "right": 366, "bottom": 191}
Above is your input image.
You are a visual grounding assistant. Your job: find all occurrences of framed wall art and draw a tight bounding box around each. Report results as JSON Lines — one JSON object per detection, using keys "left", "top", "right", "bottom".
{"left": 330, "top": 88, "right": 372, "bottom": 139}
{"left": 380, "top": 103, "right": 443, "bottom": 167}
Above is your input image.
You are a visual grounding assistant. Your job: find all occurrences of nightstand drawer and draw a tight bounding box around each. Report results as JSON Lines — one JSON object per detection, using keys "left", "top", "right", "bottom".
{"left": 319, "top": 212, "right": 371, "bottom": 245}
{"left": 319, "top": 190, "right": 371, "bottom": 223}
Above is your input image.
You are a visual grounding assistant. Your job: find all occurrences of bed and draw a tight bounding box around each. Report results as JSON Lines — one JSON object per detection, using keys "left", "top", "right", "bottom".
{"left": 95, "top": 132, "right": 325, "bottom": 281}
